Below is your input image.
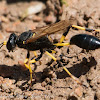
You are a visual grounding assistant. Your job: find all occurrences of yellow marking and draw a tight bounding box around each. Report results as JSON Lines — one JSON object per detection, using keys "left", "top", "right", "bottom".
{"left": 32, "top": 33, "right": 35, "bottom": 37}
{"left": 23, "top": 33, "right": 35, "bottom": 44}
{"left": 24, "top": 63, "right": 33, "bottom": 83}
{"left": 48, "top": 36, "right": 52, "bottom": 42}
{"left": 3, "top": 41, "right": 7, "bottom": 45}
{"left": 24, "top": 58, "right": 29, "bottom": 64}
{"left": 24, "top": 58, "right": 33, "bottom": 85}
{"left": 53, "top": 43, "right": 70, "bottom": 46}
{"left": 45, "top": 51, "right": 57, "bottom": 61}
{"left": 51, "top": 50, "right": 56, "bottom": 53}
{"left": 23, "top": 41, "right": 25, "bottom": 44}
{"left": 60, "top": 35, "right": 65, "bottom": 43}
{"left": 72, "top": 25, "right": 85, "bottom": 30}
{"left": 29, "top": 59, "right": 36, "bottom": 63}
{"left": 24, "top": 64, "right": 29, "bottom": 69}
{"left": 28, "top": 63, "right": 33, "bottom": 82}
{"left": 24, "top": 58, "right": 29, "bottom": 69}
{"left": 63, "top": 67, "right": 81, "bottom": 84}
{"left": 63, "top": 67, "right": 72, "bottom": 76}
{"left": 33, "top": 51, "right": 37, "bottom": 57}
{"left": 95, "top": 29, "right": 100, "bottom": 32}
{"left": 72, "top": 25, "right": 100, "bottom": 32}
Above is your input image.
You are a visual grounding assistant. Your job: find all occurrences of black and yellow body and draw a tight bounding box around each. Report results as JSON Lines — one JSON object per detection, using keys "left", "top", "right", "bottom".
{"left": 54, "top": 34, "right": 100, "bottom": 50}
{"left": 1, "top": 20, "right": 100, "bottom": 87}
{"left": 5, "top": 30, "right": 57, "bottom": 87}
{"left": 16, "top": 31, "right": 55, "bottom": 51}
{"left": 6, "top": 31, "right": 55, "bottom": 52}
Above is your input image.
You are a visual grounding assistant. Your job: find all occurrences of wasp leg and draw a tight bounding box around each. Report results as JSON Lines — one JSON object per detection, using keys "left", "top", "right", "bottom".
{"left": 50, "top": 50, "right": 56, "bottom": 54}
{"left": 63, "top": 67, "right": 82, "bottom": 85}
{"left": 72, "top": 25, "right": 100, "bottom": 32}
{"left": 29, "top": 49, "right": 43, "bottom": 64}
{"left": 45, "top": 50, "right": 82, "bottom": 85}
{"left": 24, "top": 50, "right": 44, "bottom": 86}
{"left": 60, "top": 26, "right": 71, "bottom": 43}
{"left": 60, "top": 25, "right": 100, "bottom": 44}
{"left": 24, "top": 51, "right": 33, "bottom": 86}
{"left": 45, "top": 50, "right": 83, "bottom": 85}
{"left": 24, "top": 51, "right": 30, "bottom": 67}
{"left": 33, "top": 51, "right": 37, "bottom": 57}
{"left": 47, "top": 49, "right": 57, "bottom": 54}
{"left": 29, "top": 49, "right": 44, "bottom": 82}
{"left": 31, "top": 33, "right": 37, "bottom": 57}
{"left": 53, "top": 42, "right": 70, "bottom": 46}
{"left": 45, "top": 51, "right": 57, "bottom": 70}
{"left": 48, "top": 35, "right": 53, "bottom": 42}
{"left": 45, "top": 51, "right": 82, "bottom": 85}
{"left": 45, "top": 51, "right": 57, "bottom": 61}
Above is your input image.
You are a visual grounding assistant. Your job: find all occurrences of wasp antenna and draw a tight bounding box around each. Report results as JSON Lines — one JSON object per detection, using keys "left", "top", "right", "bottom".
{"left": 0, "top": 41, "right": 7, "bottom": 49}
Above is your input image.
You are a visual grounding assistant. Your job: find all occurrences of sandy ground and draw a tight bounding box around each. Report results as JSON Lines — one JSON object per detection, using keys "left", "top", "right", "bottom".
{"left": 0, "top": 0, "right": 100, "bottom": 100}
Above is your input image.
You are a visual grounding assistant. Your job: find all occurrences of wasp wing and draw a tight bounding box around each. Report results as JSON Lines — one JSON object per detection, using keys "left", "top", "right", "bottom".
{"left": 26, "top": 20, "right": 71, "bottom": 43}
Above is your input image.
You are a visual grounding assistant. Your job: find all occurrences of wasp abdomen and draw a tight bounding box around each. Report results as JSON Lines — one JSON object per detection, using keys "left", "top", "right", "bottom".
{"left": 70, "top": 34, "right": 100, "bottom": 50}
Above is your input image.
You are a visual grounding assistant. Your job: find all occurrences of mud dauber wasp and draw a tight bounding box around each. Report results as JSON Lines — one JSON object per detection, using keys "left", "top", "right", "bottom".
{"left": 0, "top": 19, "right": 100, "bottom": 86}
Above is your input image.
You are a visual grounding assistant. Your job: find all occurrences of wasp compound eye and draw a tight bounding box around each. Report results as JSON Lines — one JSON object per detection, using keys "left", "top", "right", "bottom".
{"left": 6, "top": 33, "right": 17, "bottom": 52}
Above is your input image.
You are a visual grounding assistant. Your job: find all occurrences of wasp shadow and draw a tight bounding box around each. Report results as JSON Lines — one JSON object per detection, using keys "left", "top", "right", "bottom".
{"left": 56, "top": 56, "right": 97, "bottom": 79}
{"left": 0, "top": 64, "right": 44, "bottom": 90}
{"left": 0, "top": 64, "right": 31, "bottom": 83}
{"left": 0, "top": 56, "right": 97, "bottom": 90}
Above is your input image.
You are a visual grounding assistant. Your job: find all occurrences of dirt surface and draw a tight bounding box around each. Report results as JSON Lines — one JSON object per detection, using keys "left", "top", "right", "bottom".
{"left": 0, "top": 0, "right": 100, "bottom": 100}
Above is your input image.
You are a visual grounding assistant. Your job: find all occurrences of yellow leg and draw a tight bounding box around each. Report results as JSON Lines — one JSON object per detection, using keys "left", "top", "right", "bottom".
{"left": 63, "top": 67, "right": 81, "bottom": 85}
{"left": 59, "top": 26, "right": 71, "bottom": 43}
{"left": 45, "top": 51, "right": 82, "bottom": 85}
{"left": 60, "top": 35, "right": 66, "bottom": 43}
{"left": 45, "top": 51, "right": 57, "bottom": 61}
{"left": 24, "top": 58, "right": 33, "bottom": 85}
{"left": 24, "top": 57, "right": 39, "bottom": 86}
{"left": 53, "top": 43, "right": 70, "bottom": 46}
{"left": 51, "top": 50, "right": 56, "bottom": 54}
{"left": 72, "top": 25, "right": 100, "bottom": 32}
{"left": 33, "top": 51, "right": 37, "bottom": 57}
{"left": 24, "top": 58, "right": 29, "bottom": 63}
{"left": 59, "top": 25, "right": 86, "bottom": 44}
{"left": 24, "top": 58, "right": 29, "bottom": 69}
{"left": 72, "top": 25, "right": 86, "bottom": 30}
{"left": 95, "top": 29, "right": 100, "bottom": 32}
{"left": 3, "top": 41, "right": 7, "bottom": 45}
{"left": 28, "top": 63, "right": 33, "bottom": 83}
{"left": 59, "top": 25, "right": 100, "bottom": 45}
{"left": 48, "top": 35, "right": 53, "bottom": 42}
{"left": 29, "top": 59, "right": 36, "bottom": 63}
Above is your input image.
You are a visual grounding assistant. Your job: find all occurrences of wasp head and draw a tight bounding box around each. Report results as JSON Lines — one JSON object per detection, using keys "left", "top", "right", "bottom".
{"left": 6, "top": 33, "right": 17, "bottom": 52}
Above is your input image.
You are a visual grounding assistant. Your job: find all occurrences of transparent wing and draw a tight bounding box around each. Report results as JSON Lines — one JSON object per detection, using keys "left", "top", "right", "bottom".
{"left": 26, "top": 20, "right": 70, "bottom": 43}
